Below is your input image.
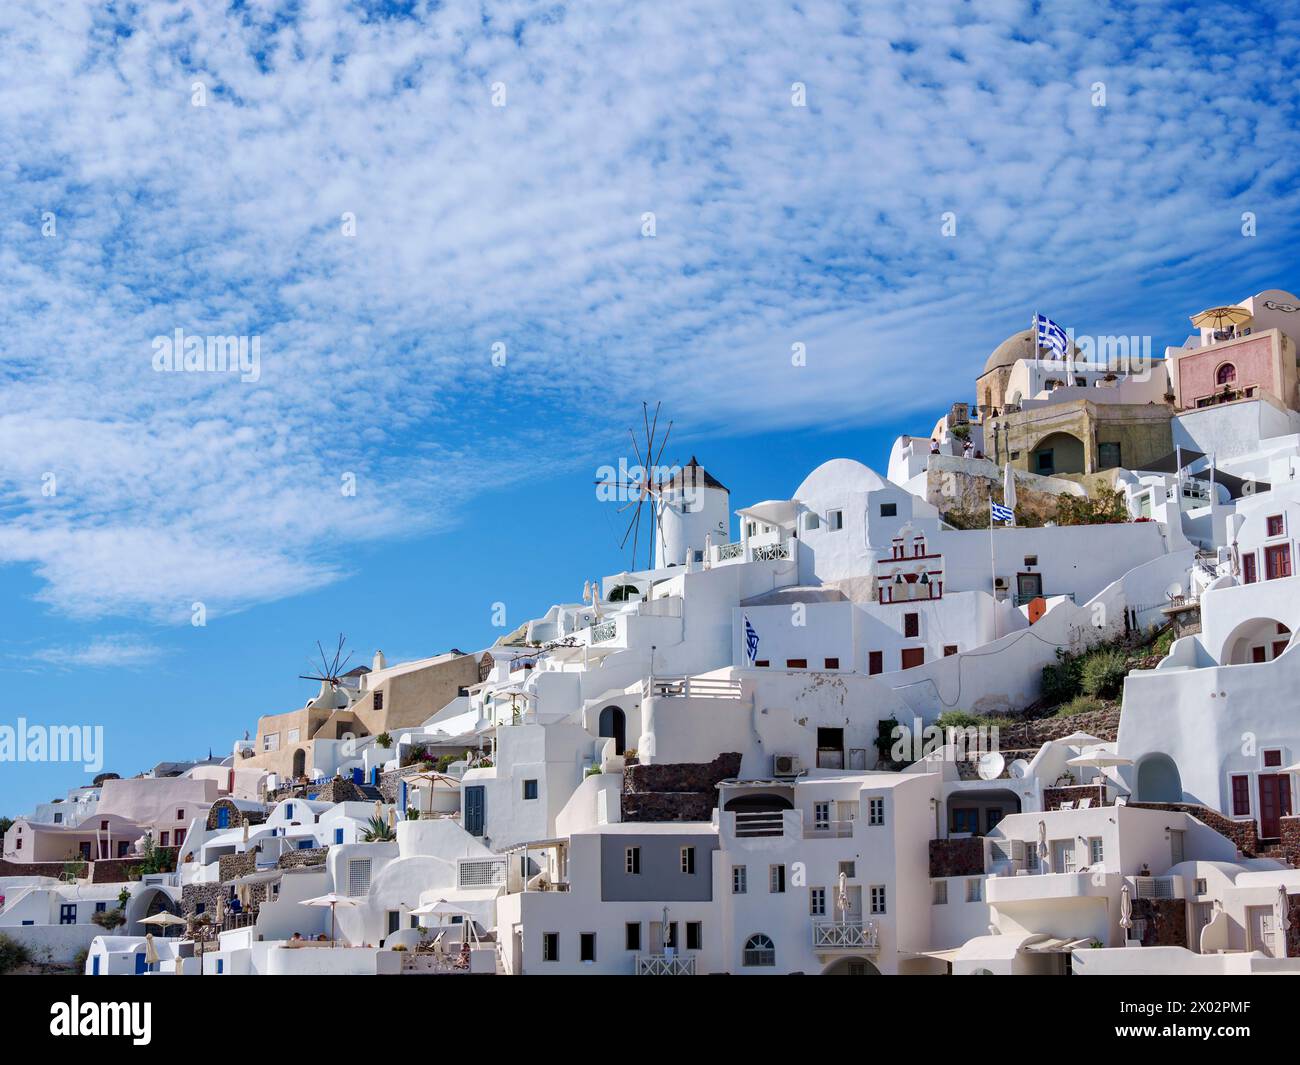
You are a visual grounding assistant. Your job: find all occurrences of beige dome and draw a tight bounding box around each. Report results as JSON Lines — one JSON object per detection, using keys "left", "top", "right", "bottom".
{"left": 982, "top": 329, "right": 1037, "bottom": 375}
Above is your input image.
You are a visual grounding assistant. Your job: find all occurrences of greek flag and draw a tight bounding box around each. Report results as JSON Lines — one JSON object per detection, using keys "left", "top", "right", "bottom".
{"left": 990, "top": 501, "right": 1015, "bottom": 525}
{"left": 1033, "top": 313, "right": 1069, "bottom": 362}
{"left": 743, "top": 614, "right": 760, "bottom": 664}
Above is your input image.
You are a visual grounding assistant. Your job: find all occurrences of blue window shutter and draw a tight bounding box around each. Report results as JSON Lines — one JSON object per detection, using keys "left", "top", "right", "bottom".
{"left": 334, "top": 828, "right": 344, "bottom": 844}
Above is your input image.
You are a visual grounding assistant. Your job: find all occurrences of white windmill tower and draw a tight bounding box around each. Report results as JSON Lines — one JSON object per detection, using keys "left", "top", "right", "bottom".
{"left": 656, "top": 456, "right": 730, "bottom": 568}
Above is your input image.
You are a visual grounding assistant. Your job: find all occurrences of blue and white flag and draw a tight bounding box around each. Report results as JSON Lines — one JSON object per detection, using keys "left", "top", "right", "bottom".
{"left": 1033, "top": 313, "right": 1069, "bottom": 363}
{"left": 743, "top": 614, "right": 760, "bottom": 664}
{"left": 990, "top": 501, "right": 1015, "bottom": 525}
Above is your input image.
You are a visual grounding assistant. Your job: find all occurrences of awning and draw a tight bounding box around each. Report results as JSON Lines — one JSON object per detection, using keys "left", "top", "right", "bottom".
{"left": 736, "top": 499, "right": 800, "bottom": 527}
{"left": 1023, "top": 936, "right": 1092, "bottom": 954}
{"left": 901, "top": 947, "right": 962, "bottom": 964}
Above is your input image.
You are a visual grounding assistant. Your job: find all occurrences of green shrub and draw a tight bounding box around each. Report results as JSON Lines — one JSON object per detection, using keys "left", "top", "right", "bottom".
{"left": 1080, "top": 648, "right": 1128, "bottom": 699}
{"left": 1041, "top": 650, "right": 1082, "bottom": 705}
{"left": 0, "top": 933, "right": 31, "bottom": 975}
{"left": 935, "top": 710, "right": 981, "bottom": 730}
{"left": 1056, "top": 695, "right": 1104, "bottom": 718}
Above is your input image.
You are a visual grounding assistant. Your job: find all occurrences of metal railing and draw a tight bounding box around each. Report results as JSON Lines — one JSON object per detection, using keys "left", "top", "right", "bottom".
{"left": 804, "top": 819, "right": 855, "bottom": 839}
{"left": 812, "top": 919, "right": 879, "bottom": 951}
{"left": 589, "top": 620, "right": 617, "bottom": 644}
{"left": 635, "top": 953, "right": 695, "bottom": 975}
{"left": 1133, "top": 875, "right": 1175, "bottom": 899}
{"left": 1013, "top": 590, "right": 1075, "bottom": 607}
{"left": 643, "top": 676, "right": 743, "bottom": 700}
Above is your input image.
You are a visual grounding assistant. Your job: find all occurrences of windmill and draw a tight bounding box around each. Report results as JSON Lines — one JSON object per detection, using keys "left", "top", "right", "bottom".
{"left": 595, "top": 402, "right": 677, "bottom": 572}
{"left": 298, "top": 634, "right": 354, "bottom": 689}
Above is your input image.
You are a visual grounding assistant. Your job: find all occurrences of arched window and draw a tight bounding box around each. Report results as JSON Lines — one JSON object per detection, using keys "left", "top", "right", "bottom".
{"left": 597, "top": 706, "right": 626, "bottom": 755}
{"left": 1217, "top": 363, "right": 1236, "bottom": 386}
{"left": 743, "top": 933, "right": 776, "bottom": 967}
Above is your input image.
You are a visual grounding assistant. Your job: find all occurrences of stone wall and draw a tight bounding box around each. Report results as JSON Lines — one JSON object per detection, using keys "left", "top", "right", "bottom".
{"left": 218, "top": 851, "right": 256, "bottom": 883}
{"left": 0, "top": 850, "right": 178, "bottom": 884}
{"left": 279, "top": 847, "right": 327, "bottom": 869}
{"left": 1132, "top": 897, "right": 1187, "bottom": 948}
{"left": 206, "top": 798, "right": 266, "bottom": 830}
{"left": 929, "top": 837, "right": 984, "bottom": 878}
{"left": 1127, "top": 802, "right": 1259, "bottom": 858}
{"left": 622, "top": 752, "right": 741, "bottom": 823}
{"left": 1043, "top": 785, "right": 1107, "bottom": 810}
{"left": 0, "top": 858, "right": 67, "bottom": 879}
{"left": 1280, "top": 815, "right": 1300, "bottom": 867}
{"left": 995, "top": 705, "right": 1122, "bottom": 747}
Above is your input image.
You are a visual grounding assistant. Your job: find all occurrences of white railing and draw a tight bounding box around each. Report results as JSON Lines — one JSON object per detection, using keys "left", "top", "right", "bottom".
{"left": 635, "top": 953, "right": 695, "bottom": 975}
{"left": 751, "top": 542, "right": 792, "bottom": 562}
{"left": 643, "top": 676, "right": 743, "bottom": 700}
{"left": 804, "top": 819, "right": 855, "bottom": 839}
{"left": 458, "top": 856, "right": 508, "bottom": 889}
{"left": 589, "top": 620, "right": 617, "bottom": 644}
{"left": 1133, "top": 875, "right": 1175, "bottom": 900}
{"left": 733, "top": 810, "right": 785, "bottom": 838}
{"left": 812, "top": 920, "right": 879, "bottom": 952}
{"left": 637, "top": 596, "right": 683, "bottom": 618}
{"left": 715, "top": 541, "right": 745, "bottom": 561}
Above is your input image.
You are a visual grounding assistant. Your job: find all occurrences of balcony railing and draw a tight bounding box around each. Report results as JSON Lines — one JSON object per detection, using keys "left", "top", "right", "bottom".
{"left": 1013, "top": 590, "right": 1075, "bottom": 607}
{"left": 1133, "top": 875, "right": 1175, "bottom": 900}
{"left": 751, "top": 542, "right": 791, "bottom": 562}
{"left": 716, "top": 541, "right": 745, "bottom": 561}
{"left": 589, "top": 620, "right": 617, "bottom": 644}
{"left": 635, "top": 953, "right": 695, "bottom": 975}
{"left": 733, "top": 810, "right": 785, "bottom": 838}
{"left": 804, "top": 819, "right": 855, "bottom": 839}
{"left": 643, "top": 676, "right": 743, "bottom": 700}
{"left": 812, "top": 919, "right": 879, "bottom": 952}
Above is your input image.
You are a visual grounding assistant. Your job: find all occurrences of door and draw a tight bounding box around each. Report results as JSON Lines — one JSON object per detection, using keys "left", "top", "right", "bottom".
{"left": 1170, "top": 829, "right": 1185, "bottom": 865}
{"left": 79, "top": 842, "right": 92, "bottom": 861}
{"left": 217, "top": 806, "right": 230, "bottom": 829}
{"left": 464, "top": 786, "right": 486, "bottom": 837}
{"left": 1051, "top": 840, "right": 1074, "bottom": 873}
{"left": 1191, "top": 902, "right": 1213, "bottom": 953}
{"left": 135, "top": 951, "right": 147, "bottom": 975}
{"left": 1017, "top": 572, "right": 1043, "bottom": 602}
{"left": 900, "top": 647, "right": 925, "bottom": 670}
{"left": 817, "top": 727, "right": 844, "bottom": 769}
{"left": 92, "top": 954, "right": 100, "bottom": 975}
{"left": 1258, "top": 774, "right": 1292, "bottom": 838}
{"left": 1247, "top": 906, "right": 1279, "bottom": 957}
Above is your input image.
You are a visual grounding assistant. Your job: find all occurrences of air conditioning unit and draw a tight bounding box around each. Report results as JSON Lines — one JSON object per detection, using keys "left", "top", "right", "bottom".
{"left": 773, "top": 754, "right": 801, "bottom": 777}
{"left": 994, "top": 577, "right": 1007, "bottom": 588}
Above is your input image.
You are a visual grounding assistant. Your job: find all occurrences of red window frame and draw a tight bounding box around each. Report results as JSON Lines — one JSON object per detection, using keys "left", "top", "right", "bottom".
{"left": 1268, "top": 514, "right": 1285, "bottom": 537}
{"left": 1232, "top": 775, "right": 1250, "bottom": 816}
{"left": 868, "top": 651, "right": 883, "bottom": 675}
{"left": 1265, "top": 543, "right": 1292, "bottom": 580}
{"left": 1243, "top": 554, "right": 1257, "bottom": 584}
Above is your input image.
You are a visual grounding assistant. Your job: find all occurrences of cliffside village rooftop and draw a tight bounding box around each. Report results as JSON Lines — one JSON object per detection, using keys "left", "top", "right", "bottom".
{"left": 8, "top": 287, "right": 1300, "bottom": 976}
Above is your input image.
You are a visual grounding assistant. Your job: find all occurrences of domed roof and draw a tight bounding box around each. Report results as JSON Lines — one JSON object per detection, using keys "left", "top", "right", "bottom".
{"left": 982, "top": 328, "right": 1037, "bottom": 375}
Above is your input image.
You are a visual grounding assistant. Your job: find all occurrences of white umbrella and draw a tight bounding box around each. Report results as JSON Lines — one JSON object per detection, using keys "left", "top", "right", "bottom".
{"left": 1002, "top": 463, "right": 1017, "bottom": 514}
{"left": 1067, "top": 748, "right": 1135, "bottom": 805}
{"left": 144, "top": 932, "right": 159, "bottom": 968}
{"left": 1119, "top": 883, "right": 1133, "bottom": 934}
{"left": 1037, "top": 820, "right": 1048, "bottom": 871}
{"left": 1275, "top": 885, "right": 1290, "bottom": 956}
{"left": 300, "top": 892, "right": 360, "bottom": 946}
{"left": 1058, "top": 731, "right": 1106, "bottom": 748}
{"left": 140, "top": 912, "right": 187, "bottom": 937}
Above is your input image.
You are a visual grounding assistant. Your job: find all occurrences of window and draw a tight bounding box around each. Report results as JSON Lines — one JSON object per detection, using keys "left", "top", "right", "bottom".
{"left": 810, "top": 887, "right": 826, "bottom": 916}
{"left": 53, "top": 812, "right": 62, "bottom": 824}
{"left": 753, "top": 659, "right": 769, "bottom": 668}
{"left": 95, "top": 902, "right": 107, "bottom": 913}
{"left": 880, "top": 502, "right": 897, "bottom": 517}
{"left": 542, "top": 933, "right": 559, "bottom": 961}
{"left": 1243, "top": 553, "right": 1258, "bottom": 584}
{"left": 901, "top": 647, "right": 925, "bottom": 669}
{"left": 100, "top": 820, "right": 109, "bottom": 831}
{"left": 1195, "top": 878, "right": 1208, "bottom": 896}
{"left": 286, "top": 728, "right": 300, "bottom": 743}
{"left": 904, "top": 613, "right": 919, "bottom": 638}
{"left": 686, "top": 921, "right": 702, "bottom": 950}
{"left": 1232, "top": 775, "right": 1251, "bottom": 816}
{"left": 1268, "top": 514, "right": 1285, "bottom": 537}
{"left": 742, "top": 933, "right": 775, "bottom": 967}
{"left": 769, "top": 864, "right": 786, "bottom": 893}
{"left": 625, "top": 923, "right": 642, "bottom": 951}
{"left": 60, "top": 904, "right": 77, "bottom": 925}
{"left": 838, "top": 860, "right": 856, "bottom": 879}
{"left": 387, "top": 910, "right": 402, "bottom": 935}
{"left": 804, "top": 512, "right": 819, "bottom": 531}
{"left": 1088, "top": 837, "right": 1104, "bottom": 866}
{"left": 159, "top": 831, "right": 170, "bottom": 847}
{"left": 869, "top": 885, "right": 887, "bottom": 914}
{"left": 824, "top": 657, "right": 840, "bottom": 670}
{"left": 14, "top": 837, "right": 20, "bottom": 850}
{"left": 1266, "top": 543, "right": 1292, "bottom": 580}
{"left": 868, "top": 796, "right": 885, "bottom": 825}
{"left": 1098, "top": 442, "right": 1122, "bottom": 468}
{"left": 1217, "top": 362, "right": 1236, "bottom": 385}
{"left": 580, "top": 933, "right": 596, "bottom": 962}
{"left": 1264, "top": 749, "right": 1283, "bottom": 768}
{"left": 785, "top": 658, "right": 808, "bottom": 669}
{"left": 827, "top": 509, "right": 843, "bottom": 531}
{"left": 868, "top": 651, "right": 883, "bottom": 675}
{"left": 1024, "top": 555, "right": 1038, "bottom": 567}
{"left": 1036, "top": 450, "right": 1054, "bottom": 474}
{"left": 944, "top": 644, "right": 958, "bottom": 657}
{"left": 813, "top": 801, "right": 830, "bottom": 830}
{"left": 625, "top": 847, "right": 641, "bottom": 874}
{"left": 373, "top": 690, "right": 384, "bottom": 711}
{"left": 176, "top": 809, "right": 185, "bottom": 822}
{"left": 966, "top": 878, "right": 982, "bottom": 902}
{"left": 522, "top": 779, "right": 538, "bottom": 800}
{"left": 932, "top": 881, "right": 948, "bottom": 905}
{"left": 680, "top": 846, "right": 696, "bottom": 874}
{"left": 347, "top": 859, "right": 372, "bottom": 896}
{"left": 732, "top": 865, "right": 747, "bottom": 894}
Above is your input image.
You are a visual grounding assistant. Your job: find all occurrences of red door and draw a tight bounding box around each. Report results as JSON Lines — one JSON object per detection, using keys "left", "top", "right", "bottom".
{"left": 1259, "top": 774, "right": 1292, "bottom": 838}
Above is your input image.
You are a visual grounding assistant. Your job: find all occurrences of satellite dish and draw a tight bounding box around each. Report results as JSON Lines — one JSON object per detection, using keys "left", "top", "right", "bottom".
{"left": 1165, "top": 581, "right": 1183, "bottom": 599}
{"left": 977, "top": 751, "right": 1006, "bottom": 781}
{"left": 1009, "top": 758, "right": 1030, "bottom": 779}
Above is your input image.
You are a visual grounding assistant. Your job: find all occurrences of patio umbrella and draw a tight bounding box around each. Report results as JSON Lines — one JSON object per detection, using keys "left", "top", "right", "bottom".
{"left": 299, "top": 892, "right": 360, "bottom": 946}
{"left": 140, "top": 912, "right": 187, "bottom": 937}
{"left": 144, "top": 932, "right": 159, "bottom": 968}
{"left": 1191, "top": 306, "right": 1252, "bottom": 331}
{"left": 1119, "top": 883, "right": 1133, "bottom": 935}
{"left": 242, "top": 820, "right": 249, "bottom": 846}
{"left": 387, "top": 806, "right": 396, "bottom": 829}
{"left": 1058, "top": 731, "right": 1106, "bottom": 748}
{"left": 213, "top": 894, "right": 226, "bottom": 928}
{"left": 1067, "top": 748, "right": 1135, "bottom": 805}
{"left": 1037, "top": 821, "right": 1048, "bottom": 871}
{"left": 1002, "top": 463, "right": 1017, "bottom": 513}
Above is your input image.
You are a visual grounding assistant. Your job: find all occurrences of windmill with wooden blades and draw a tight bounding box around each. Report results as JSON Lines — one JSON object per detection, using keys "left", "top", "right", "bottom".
{"left": 595, "top": 402, "right": 680, "bottom": 573}
{"left": 299, "top": 634, "right": 355, "bottom": 708}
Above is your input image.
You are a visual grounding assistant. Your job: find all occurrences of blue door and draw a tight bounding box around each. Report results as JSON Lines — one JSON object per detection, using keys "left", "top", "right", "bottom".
{"left": 92, "top": 955, "right": 100, "bottom": 975}
{"left": 135, "top": 951, "right": 147, "bottom": 975}
{"left": 370, "top": 766, "right": 380, "bottom": 786}
{"left": 217, "top": 807, "right": 230, "bottom": 828}
{"left": 464, "top": 786, "right": 486, "bottom": 837}
{"left": 351, "top": 767, "right": 363, "bottom": 785}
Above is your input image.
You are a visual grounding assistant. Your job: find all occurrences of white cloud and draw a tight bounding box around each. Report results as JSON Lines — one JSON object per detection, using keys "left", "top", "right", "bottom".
{"left": 1, "top": 0, "right": 1298, "bottom": 620}
{"left": 25, "top": 634, "right": 165, "bottom": 670}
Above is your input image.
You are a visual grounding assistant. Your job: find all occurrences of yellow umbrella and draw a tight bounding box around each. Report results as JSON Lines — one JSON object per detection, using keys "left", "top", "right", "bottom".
{"left": 1191, "top": 306, "right": 1252, "bottom": 331}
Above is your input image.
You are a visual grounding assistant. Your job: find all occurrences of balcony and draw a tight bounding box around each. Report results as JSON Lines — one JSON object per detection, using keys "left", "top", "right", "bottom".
{"left": 635, "top": 953, "right": 695, "bottom": 975}
{"left": 642, "top": 676, "right": 743, "bottom": 700}
{"left": 588, "top": 620, "right": 618, "bottom": 644}
{"left": 712, "top": 540, "right": 793, "bottom": 565}
{"left": 804, "top": 819, "right": 855, "bottom": 840}
{"left": 812, "top": 919, "right": 879, "bottom": 954}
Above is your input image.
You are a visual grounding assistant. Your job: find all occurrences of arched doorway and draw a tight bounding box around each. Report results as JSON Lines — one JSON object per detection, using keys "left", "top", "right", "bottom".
{"left": 292, "top": 748, "right": 306, "bottom": 779}
{"left": 598, "top": 706, "right": 626, "bottom": 754}
{"left": 1135, "top": 753, "right": 1182, "bottom": 803}
{"left": 1220, "top": 618, "right": 1292, "bottom": 665}
{"left": 1030, "top": 432, "right": 1086, "bottom": 476}
{"left": 723, "top": 793, "right": 794, "bottom": 837}
{"left": 823, "top": 956, "right": 882, "bottom": 975}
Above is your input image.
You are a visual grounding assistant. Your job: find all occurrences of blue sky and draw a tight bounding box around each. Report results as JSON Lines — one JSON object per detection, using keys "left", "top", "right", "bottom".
{"left": 1, "top": 0, "right": 1299, "bottom": 814}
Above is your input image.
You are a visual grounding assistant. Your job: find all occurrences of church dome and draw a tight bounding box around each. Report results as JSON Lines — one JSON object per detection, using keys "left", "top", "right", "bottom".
{"left": 982, "top": 329, "right": 1037, "bottom": 375}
